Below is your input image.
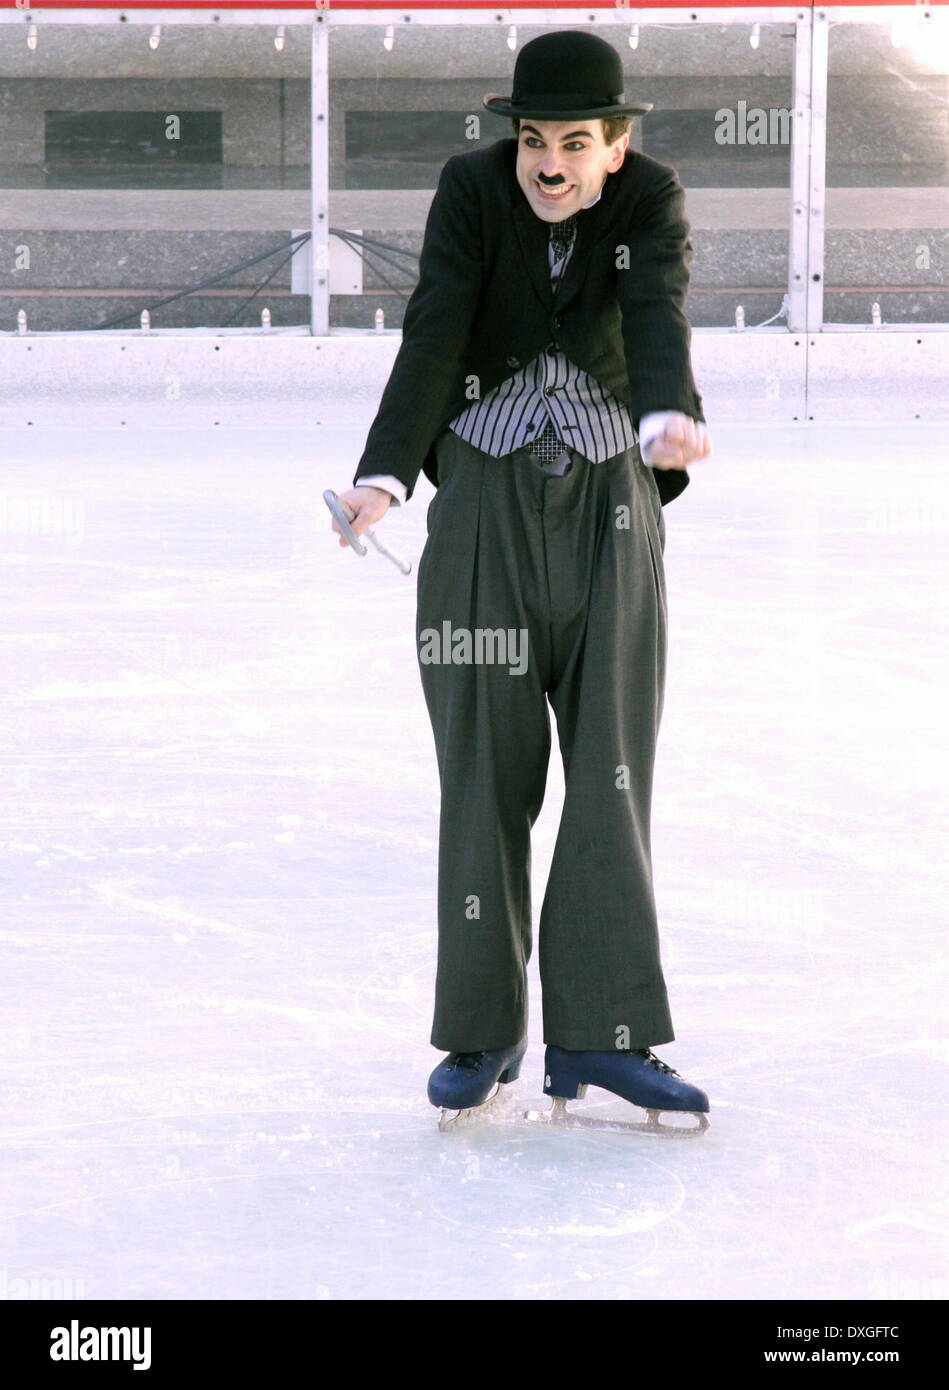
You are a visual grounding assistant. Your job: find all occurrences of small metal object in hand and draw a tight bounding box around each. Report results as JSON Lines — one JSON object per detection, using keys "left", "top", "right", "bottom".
{"left": 323, "top": 490, "right": 412, "bottom": 576}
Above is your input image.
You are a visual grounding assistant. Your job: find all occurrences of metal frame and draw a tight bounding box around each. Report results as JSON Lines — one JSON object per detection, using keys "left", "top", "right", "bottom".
{"left": 788, "top": 9, "right": 812, "bottom": 332}
{"left": 2, "top": 5, "right": 946, "bottom": 337}
{"left": 311, "top": 13, "right": 329, "bottom": 336}
{"left": 806, "top": 7, "right": 829, "bottom": 333}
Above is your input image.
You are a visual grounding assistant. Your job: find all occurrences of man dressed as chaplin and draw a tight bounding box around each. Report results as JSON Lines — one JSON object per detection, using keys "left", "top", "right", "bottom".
{"left": 332, "top": 30, "right": 714, "bottom": 1134}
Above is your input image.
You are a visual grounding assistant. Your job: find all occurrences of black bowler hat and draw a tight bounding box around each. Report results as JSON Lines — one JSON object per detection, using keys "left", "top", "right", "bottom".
{"left": 483, "top": 30, "right": 652, "bottom": 122}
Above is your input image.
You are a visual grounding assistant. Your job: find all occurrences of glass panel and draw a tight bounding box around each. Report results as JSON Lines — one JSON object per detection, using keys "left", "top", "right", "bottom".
{"left": 0, "top": 20, "right": 311, "bottom": 331}
{"left": 328, "top": 21, "right": 794, "bottom": 331}
{"left": 824, "top": 16, "right": 949, "bottom": 325}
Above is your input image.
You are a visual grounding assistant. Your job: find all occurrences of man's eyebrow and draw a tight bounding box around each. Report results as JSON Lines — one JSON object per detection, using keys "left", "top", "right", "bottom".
{"left": 519, "top": 125, "right": 595, "bottom": 142}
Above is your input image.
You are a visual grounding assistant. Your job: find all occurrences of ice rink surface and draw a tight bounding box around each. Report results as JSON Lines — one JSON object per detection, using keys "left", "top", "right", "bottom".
{"left": 1, "top": 420, "right": 946, "bottom": 1302}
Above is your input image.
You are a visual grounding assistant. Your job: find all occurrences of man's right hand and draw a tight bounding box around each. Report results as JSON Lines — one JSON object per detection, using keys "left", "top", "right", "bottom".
{"left": 330, "top": 486, "right": 393, "bottom": 549}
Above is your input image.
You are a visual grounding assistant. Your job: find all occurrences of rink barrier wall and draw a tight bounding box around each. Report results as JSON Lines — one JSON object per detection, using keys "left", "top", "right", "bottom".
{"left": 2, "top": 7, "right": 947, "bottom": 336}
{"left": 2, "top": 329, "right": 947, "bottom": 425}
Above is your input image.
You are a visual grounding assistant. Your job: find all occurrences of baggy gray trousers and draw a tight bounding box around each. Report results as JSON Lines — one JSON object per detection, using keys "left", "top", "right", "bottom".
{"left": 416, "top": 428, "right": 675, "bottom": 1054}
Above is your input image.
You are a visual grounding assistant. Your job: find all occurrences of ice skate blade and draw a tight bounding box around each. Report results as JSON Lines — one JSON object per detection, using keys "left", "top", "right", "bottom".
{"left": 436, "top": 1081, "right": 517, "bottom": 1133}
{"left": 522, "top": 1096, "right": 710, "bottom": 1138}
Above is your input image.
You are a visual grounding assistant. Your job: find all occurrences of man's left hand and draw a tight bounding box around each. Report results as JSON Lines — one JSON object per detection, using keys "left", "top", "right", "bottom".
{"left": 646, "top": 414, "right": 712, "bottom": 470}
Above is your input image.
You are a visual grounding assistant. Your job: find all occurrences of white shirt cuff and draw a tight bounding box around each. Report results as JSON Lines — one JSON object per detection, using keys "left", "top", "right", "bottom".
{"left": 637, "top": 412, "right": 677, "bottom": 467}
{"left": 355, "top": 475, "right": 406, "bottom": 507}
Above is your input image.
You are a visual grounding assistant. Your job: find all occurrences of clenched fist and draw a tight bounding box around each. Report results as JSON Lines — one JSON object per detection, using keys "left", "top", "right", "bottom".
{"left": 330, "top": 485, "right": 392, "bottom": 549}
{"left": 645, "top": 414, "right": 712, "bottom": 470}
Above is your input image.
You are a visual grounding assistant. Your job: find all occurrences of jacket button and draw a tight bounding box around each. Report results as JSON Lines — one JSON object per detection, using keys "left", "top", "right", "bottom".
{"left": 506, "top": 355, "right": 520, "bottom": 368}
{"left": 553, "top": 316, "right": 562, "bottom": 329}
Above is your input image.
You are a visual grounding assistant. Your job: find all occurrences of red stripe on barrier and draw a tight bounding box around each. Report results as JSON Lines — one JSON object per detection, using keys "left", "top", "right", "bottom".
{"left": 1, "top": 1, "right": 946, "bottom": 11}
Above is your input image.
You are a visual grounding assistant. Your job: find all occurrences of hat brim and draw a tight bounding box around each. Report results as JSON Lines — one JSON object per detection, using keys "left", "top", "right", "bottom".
{"left": 483, "top": 95, "right": 653, "bottom": 120}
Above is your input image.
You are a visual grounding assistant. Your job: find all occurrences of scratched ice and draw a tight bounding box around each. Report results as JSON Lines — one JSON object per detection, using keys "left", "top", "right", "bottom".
{"left": 0, "top": 421, "right": 946, "bottom": 1301}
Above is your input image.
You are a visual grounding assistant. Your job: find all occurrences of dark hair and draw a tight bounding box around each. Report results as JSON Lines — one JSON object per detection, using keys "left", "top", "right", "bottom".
{"left": 511, "top": 115, "right": 633, "bottom": 146}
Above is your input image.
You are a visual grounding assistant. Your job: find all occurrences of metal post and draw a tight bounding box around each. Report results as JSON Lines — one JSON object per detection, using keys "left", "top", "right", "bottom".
{"left": 310, "top": 12, "right": 330, "bottom": 337}
{"left": 788, "top": 9, "right": 812, "bottom": 333}
{"left": 807, "top": 9, "right": 829, "bottom": 334}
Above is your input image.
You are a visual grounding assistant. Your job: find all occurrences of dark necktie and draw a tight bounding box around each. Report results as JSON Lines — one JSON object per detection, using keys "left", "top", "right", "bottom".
{"left": 527, "top": 213, "right": 579, "bottom": 467}
{"left": 550, "top": 211, "right": 579, "bottom": 263}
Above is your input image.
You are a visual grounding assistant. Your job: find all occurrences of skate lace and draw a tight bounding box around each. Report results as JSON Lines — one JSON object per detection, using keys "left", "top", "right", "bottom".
{"left": 449, "top": 1051, "right": 486, "bottom": 1073}
{"left": 631, "top": 1048, "right": 680, "bottom": 1077}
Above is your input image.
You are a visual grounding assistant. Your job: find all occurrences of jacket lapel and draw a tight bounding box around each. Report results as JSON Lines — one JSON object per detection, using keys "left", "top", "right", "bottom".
{"left": 554, "top": 195, "right": 612, "bottom": 313}
{"left": 511, "top": 197, "right": 556, "bottom": 313}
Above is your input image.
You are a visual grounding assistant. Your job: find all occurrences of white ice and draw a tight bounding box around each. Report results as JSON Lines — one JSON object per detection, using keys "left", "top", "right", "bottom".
{"left": 0, "top": 421, "right": 946, "bottom": 1301}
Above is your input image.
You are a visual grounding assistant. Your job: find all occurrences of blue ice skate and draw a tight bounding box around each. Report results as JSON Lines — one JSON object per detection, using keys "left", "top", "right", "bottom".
{"left": 524, "top": 1045, "right": 710, "bottom": 1137}
{"left": 428, "top": 1040, "right": 528, "bottom": 1132}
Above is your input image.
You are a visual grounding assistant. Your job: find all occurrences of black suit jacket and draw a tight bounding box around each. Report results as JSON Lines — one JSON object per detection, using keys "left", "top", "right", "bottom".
{"left": 353, "top": 137, "right": 705, "bottom": 507}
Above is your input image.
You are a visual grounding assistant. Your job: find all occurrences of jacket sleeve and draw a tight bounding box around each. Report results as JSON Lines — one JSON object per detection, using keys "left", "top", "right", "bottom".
{"left": 615, "top": 168, "right": 705, "bottom": 429}
{"left": 352, "top": 155, "right": 484, "bottom": 502}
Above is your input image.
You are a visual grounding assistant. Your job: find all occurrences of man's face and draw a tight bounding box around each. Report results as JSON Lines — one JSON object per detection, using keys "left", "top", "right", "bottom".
{"left": 515, "top": 118, "right": 629, "bottom": 222}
